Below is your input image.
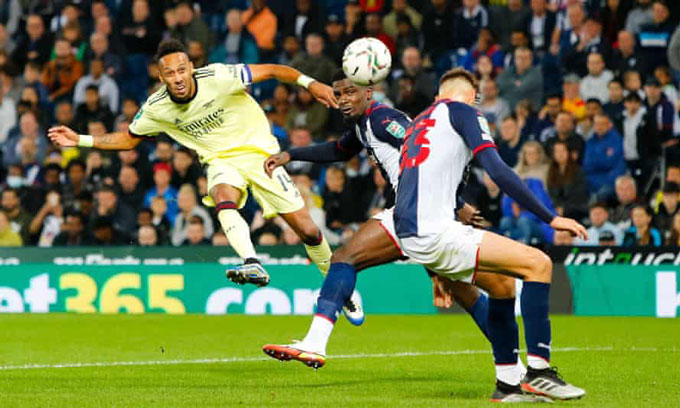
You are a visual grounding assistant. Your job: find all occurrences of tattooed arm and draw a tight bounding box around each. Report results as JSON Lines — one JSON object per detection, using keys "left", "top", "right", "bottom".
{"left": 48, "top": 126, "right": 143, "bottom": 150}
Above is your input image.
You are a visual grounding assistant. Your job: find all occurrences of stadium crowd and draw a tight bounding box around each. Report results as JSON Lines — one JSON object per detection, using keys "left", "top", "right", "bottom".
{"left": 0, "top": 0, "right": 679, "bottom": 248}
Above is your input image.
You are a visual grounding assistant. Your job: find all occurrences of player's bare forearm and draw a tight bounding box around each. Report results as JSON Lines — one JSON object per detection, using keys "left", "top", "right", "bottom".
{"left": 93, "top": 132, "right": 142, "bottom": 150}
{"left": 248, "top": 64, "right": 304, "bottom": 84}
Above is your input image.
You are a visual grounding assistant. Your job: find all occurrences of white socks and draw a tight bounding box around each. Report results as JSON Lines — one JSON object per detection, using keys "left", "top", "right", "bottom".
{"left": 527, "top": 354, "right": 550, "bottom": 370}
{"left": 299, "top": 315, "right": 334, "bottom": 355}
{"left": 496, "top": 363, "right": 522, "bottom": 386}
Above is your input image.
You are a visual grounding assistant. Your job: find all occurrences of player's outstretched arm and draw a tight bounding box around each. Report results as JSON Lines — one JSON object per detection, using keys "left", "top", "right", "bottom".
{"left": 248, "top": 64, "right": 338, "bottom": 109}
{"left": 264, "top": 141, "right": 357, "bottom": 177}
{"left": 476, "top": 148, "right": 587, "bottom": 239}
{"left": 48, "top": 126, "right": 142, "bottom": 150}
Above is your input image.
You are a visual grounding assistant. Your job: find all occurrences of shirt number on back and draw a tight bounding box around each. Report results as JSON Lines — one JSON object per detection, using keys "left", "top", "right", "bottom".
{"left": 400, "top": 118, "right": 435, "bottom": 172}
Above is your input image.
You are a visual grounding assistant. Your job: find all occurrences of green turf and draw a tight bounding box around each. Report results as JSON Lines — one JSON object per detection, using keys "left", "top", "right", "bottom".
{"left": 0, "top": 314, "right": 678, "bottom": 407}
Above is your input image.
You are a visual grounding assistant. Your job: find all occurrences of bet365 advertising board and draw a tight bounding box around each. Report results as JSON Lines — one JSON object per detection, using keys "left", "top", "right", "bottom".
{"left": 0, "top": 247, "right": 678, "bottom": 317}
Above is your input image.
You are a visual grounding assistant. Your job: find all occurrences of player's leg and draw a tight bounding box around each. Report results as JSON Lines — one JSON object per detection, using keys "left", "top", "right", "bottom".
{"left": 432, "top": 276, "right": 489, "bottom": 338}
{"left": 476, "top": 231, "right": 585, "bottom": 400}
{"left": 209, "top": 183, "right": 269, "bottom": 286}
{"left": 279, "top": 208, "right": 331, "bottom": 275}
{"left": 263, "top": 218, "right": 402, "bottom": 366}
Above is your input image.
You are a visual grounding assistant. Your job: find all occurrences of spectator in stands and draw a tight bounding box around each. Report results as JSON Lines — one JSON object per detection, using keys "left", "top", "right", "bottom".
{"left": 0, "top": 210, "right": 22, "bottom": 247}
{"left": 668, "top": 24, "right": 680, "bottom": 72}
{"left": 171, "top": 147, "right": 201, "bottom": 189}
{"left": 666, "top": 212, "right": 680, "bottom": 245}
{"left": 497, "top": 47, "right": 543, "bottom": 110}
{"left": 86, "top": 32, "right": 122, "bottom": 80}
{"left": 121, "top": 0, "right": 162, "bottom": 56}
{"left": 0, "top": 64, "right": 21, "bottom": 103}
{"left": 365, "top": 13, "right": 396, "bottom": 56}
{"left": 29, "top": 189, "right": 63, "bottom": 247}
{"left": 613, "top": 30, "right": 646, "bottom": 76}
{"left": 578, "top": 98, "right": 604, "bottom": 138}
{"left": 73, "top": 85, "right": 114, "bottom": 132}
{"left": 654, "top": 65, "right": 679, "bottom": 116}
{"left": 291, "top": 33, "right": 337, "bottom": 85}
{"left": 547, "top": 141, "right": 589, "bottom": 219}
{"left": 421, "top": 0, "right": 454, "bottom": 63}
{"left": 383, "top": 0, "right": 422, "bottom": 40}
{"left": 623, "top": 204, "right": 662, "bottom": 246}
{"left": 562, "top": 17, "right": 612, "bottom": 77}
{"left": 580, "top": 53, "right": 614, "bottom": 103}
{"left": 500, "top": 177, "right": 555, "bottom": 244}
{"left": 543, "top": 111, "right": 585, "bottom": 162}
{"left": 515, "top": 141, "right": 550, "bottom": 187}
{"left": 241, "top": 0, "right": 277, "bottom": 53}
{"left": 171, "top": 184, "right": 214, "bottom": 246}
{"left": 453, "top": 0, "right": 489, "bottom": 51}
{"left": 0, "top": 24, "right": 14, "bottom": 55}
{"left": 474, "top": 172, "right": 503, "bottom": 230}
{"left": 73, "top": 58, "right": 119, "bottom": 114}
{"left": 171, "top": 1, "right": 212, "bottom": 52}
{"left": 603, "top": 78, "right": 625, "bottom": 122}
{"left": 644, "top": 76, "right": 674, "bottom": 146}
{"left": 0, "top": 79, "right": 16, "bottom": 143}
{"left": 618, "top": 92, "right": 652, "bottom": 186}
{"left": 323, "top": 15, "right": 349, "bottom": 66}
{"left": 1, "top": 188, "right": 31, "bottom": 244}
{"left": 515, "top": 99, "right": 538, "bottom": 140}
{"left": 284, "top": 128, "right": 317, "bottom": 176}
{"left": 479, "top": 79, "right": 510, "bottom": 133}
{"left": 61, "top": 21, "right": 87, "bottom": 62}
{"left": 22, "top": 61, "right": 50, "bottom": 109}
{"left": 114, "top": 98, "right": 139, "bottom": 130}
{"left": 117, "top": 166, "right": 144, "bottom": 212}
{"left": 137, "top": 225, "right": 158, "bottom": 246}
{"left": 53, "top": 211, "right": 88, "bottom": 246}
{"left": 285, "top": 88, "right": 328, "bottom": 141}
{"left": 61, "top": 159, "right": 89, "bottom": 210}
{"left": 395, "top": 75, "right": 430, "bottom": 119}
{"left": 562, "top": 73, "right": 587, "bottom": 121}
{"left": 624, "top": 69, "right": 645, "bottom": 99}
{"left": 583, "top": 113, "right": 626, "bottom": 198}
{"left": 600, "top": 0, "right": 631, "bottom": 45}
{"left": 144, "top": 163, "right": 179, "bottom": 224}
{"left": 182, "top": 216, "right": 210, "bottom": 245}
{"left": 611, "top": 175, "right": 638, "bottom": 230}
{"left": 11, "top": 14, "right": 52, "bottom": 70}
{"left": 187, "top": 40, "right": 207, "bottom": 68}
{"left": 497, "top": 115, "right": 525, "bottom": 168}
{"left": 626, "top": 0, "right": 654, "bottom": 35}
{"left": 92, "top": 185, "right": 136, "bottom": 237}
{"left": 638, "top": 0, "right": 674, "bottom": 75}
{"left": 526, "top": 0, "right": 556, "bottom": 53}
{"left": 152, "top": 138, "right": 174, "bottom": 166}
{"left": 323, "top": 166, "right": 359, "bottom": 232}
{"left": 42, "top": 37, "right": 83, "bottom": 103}
{"left": 91, "top": 216, "right": 128, "bottom": 245}
{"left": 461, "top": 28, "right": 504, "bottom": 72}
{"left": 390, "top": 47, "right": 436, "bottom": 102}
{"left": 282, "top": 0, "right": 324, "bottom": 41}
{"left": 3, "top": 111, "right": 46, "bottom": 167}
{"left": 575, "top": 202, "right": 623, "bottom": 245}
{"left": 655, "top": 182, "right": 679, "bottom": 235}
{"left": 533, "top": 94, "right": 562, "bottom": 142}
{"left": 209, "top": 9, "right": 259, "bottom": 65}
{"left": 490, "top": 0, "right": 530, "bottom": 50}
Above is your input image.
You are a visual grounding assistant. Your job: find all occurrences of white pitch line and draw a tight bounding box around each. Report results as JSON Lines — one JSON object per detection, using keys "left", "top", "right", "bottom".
{"left": 0, "top": 346, "right": 673, "bottom": 372}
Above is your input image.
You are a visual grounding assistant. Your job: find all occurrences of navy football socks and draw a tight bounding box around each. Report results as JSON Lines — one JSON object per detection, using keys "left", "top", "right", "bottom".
{"left": 521, "top": 281, "right": 552, "bottom": 363}
{"left": 488, "top": 297, "right": 519, "bottom": 365}
{"left": 315, "top": 262, "right": 357, "bottom": 323}
{"left": 468, "top": 293, "right": 490, "bottom": 340}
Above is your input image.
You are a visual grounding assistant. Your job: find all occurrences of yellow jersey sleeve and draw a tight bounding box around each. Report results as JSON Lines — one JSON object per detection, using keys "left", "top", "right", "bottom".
{"left": 129, "top": 100, "right": 164, "bottom": 137}
{"left": 213, "top": 63, "right": 252, "bottom": 95}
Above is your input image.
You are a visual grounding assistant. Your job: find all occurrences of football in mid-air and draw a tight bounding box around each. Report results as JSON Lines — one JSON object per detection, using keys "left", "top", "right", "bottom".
{"left": 342, "top": 37, "right": 392, "bottom": 86}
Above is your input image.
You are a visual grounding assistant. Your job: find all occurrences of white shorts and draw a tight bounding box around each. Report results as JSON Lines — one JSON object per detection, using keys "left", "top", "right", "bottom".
{"left": 397, "top": 219, "right": 485, "bottom": 283}
{"left": 372, "top": 207, "right": 403, "bottom": 256}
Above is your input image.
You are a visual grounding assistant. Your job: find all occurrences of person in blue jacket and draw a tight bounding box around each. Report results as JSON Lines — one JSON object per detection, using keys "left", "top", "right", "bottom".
{"left": 623, "top": 204, "right": 662, "bottom": 246}
{"left": 500, "top": 177, "right": 556, "bottom": 244}
{"left": 582, "top": 112, "right": 626, "bottom": 200}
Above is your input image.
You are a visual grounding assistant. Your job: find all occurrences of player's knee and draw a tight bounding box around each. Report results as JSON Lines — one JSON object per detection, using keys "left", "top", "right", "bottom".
{"left": 525, "top": 249, "right": 552, "bottom": 283}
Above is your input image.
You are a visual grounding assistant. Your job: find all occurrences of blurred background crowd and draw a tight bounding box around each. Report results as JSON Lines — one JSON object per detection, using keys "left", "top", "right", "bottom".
{"left": 0, "top": 0, "right": 679, "bottom": 248}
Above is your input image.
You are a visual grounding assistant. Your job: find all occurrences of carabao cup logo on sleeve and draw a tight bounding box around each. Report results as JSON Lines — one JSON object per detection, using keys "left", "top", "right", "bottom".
{"left": 477, "top": 113, "right": 493, "bottom": 142}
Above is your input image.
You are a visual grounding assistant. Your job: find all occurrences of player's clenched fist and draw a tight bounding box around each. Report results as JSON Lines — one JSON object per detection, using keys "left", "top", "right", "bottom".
{"left": 48, "top": 126, "right": 79, "bottom": 147}
{"left": 309, "top": 82, "right": 339, "bottom": 109}
{"left": 264, "top": 152, "right": 291, "bottom": 177}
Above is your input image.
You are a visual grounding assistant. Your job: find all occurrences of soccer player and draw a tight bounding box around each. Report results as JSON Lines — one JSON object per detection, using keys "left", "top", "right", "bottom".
{"left": 48, "top": 39, "right": 344, "bottom": 294}
{"left": 261, "top": 71, "right": 524, "bottom": 376}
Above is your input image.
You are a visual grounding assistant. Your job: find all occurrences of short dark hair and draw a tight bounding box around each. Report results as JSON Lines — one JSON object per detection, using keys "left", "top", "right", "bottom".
{"left": 85, "top": 84, "right": 99, "bottom": 93}
{"left": 66, "top": 159, "right": 86, "bottom": 173}
{"left": 331, "top": 69, "right": 347, "bottom": 83}
{"left": 155, "top": 39, "right": 187, "bottom": 62}
{"left": 590, "top": 201, "right": 609, "bottom": 211}
{"left": 44, "top": 163, "right": 63, "bottom": 174}
{"left": 586, "top": 98, "right": 602, "bottom": 106}
{"left": 439, "top": 67, "right": 479, "bottom": 91}
{"left": 189, "top": 215, "right": 204, "bottom": 226}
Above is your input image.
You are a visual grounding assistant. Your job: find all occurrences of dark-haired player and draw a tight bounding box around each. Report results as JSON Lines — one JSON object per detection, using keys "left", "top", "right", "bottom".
{"left": 262, "top": 70, "right": 525, "bottom": 377}
{"left": 48, "top": 39, "right": 348, "bottom": 298}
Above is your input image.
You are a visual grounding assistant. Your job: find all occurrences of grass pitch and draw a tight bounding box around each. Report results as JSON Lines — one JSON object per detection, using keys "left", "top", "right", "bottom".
{"left": 0, "top": 314, "right": 678, "bottom": 407}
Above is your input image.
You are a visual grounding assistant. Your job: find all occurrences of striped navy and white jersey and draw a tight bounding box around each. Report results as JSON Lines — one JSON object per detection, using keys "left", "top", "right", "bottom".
{"left": 394, "top": 100, "right": 496, "bottom": 238}
{"left": 337, "top": 101, "right": 410, "bottom": 200}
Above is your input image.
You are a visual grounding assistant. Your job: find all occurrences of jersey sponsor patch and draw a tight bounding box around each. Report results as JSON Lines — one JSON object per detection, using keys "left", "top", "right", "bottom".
{"left": 477, "top": 115, "right": 493, "bottom": 142}
{"left": 386, "top": 120, "right": 406, "bottom": 139}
